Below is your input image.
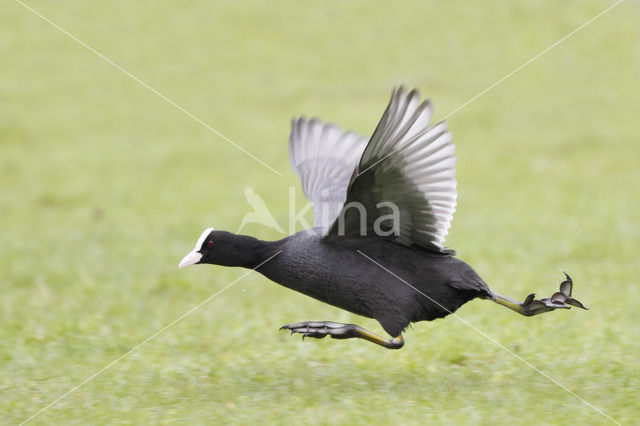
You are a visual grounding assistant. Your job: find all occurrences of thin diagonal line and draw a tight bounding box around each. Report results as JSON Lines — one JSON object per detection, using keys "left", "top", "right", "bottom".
{"left": 441, "top": 0, "right": 624, "bottom": 121}
{"left": 357, "top": 250, "right": 620, "bottom": 425}
{"left": 357, "top": 0, "right": 625, "bottom": 177}
{"left": 20, "top": 250, "right": 283, "bottom": 425}
{"left": 14, "top": 0, "right": 283, "bottom": 177}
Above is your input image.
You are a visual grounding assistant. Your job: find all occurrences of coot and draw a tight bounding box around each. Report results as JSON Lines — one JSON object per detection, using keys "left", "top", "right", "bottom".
{"left": 179, "top": 87, "right": 587, "bottom": 349}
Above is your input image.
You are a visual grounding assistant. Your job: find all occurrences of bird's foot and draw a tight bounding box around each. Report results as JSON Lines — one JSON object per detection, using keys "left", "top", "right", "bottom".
{"left": 519, "top": 273, "right": 588, "bottom": 316}
{"left": 280, "top": 321, "right": 404, "bottom": 349}
{"left": 280, "top": 321, "right": 363, "bottom": 339}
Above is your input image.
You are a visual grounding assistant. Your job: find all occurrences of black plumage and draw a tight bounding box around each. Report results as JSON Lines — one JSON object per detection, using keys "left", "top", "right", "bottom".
{"left": 179, "top": 87, "right": 587, "bottom": 349}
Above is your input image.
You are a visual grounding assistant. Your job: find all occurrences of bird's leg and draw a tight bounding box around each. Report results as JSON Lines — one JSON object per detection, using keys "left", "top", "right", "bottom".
{"left": 491, "top": 273, "right": 588, "bottom": 316}
{"left": 280, "top": 321, "right": 404, "bottom": 350}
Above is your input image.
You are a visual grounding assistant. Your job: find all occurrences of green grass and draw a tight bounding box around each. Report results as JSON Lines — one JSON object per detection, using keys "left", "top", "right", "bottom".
{"left": 2, "top": 0, "right": 639, "bottom": 424}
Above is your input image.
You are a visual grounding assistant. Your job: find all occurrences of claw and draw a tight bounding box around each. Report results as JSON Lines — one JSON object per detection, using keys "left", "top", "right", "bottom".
{"left": 523, "top": 293, "right": 536, "bottom": 305}
{"left": 517, "top": 273, "right": 588, "bottom": 315}
{"left": 566, "top": 298, "right": 588, "bottom": 309}
{"left": 521, "top": 297, "right": 568, "bottom": 316}
{"left": 550, "top": 291, "right": 567, "bottom": 304}
{"left": 560, "top": 273, "right": 587, "bottom": 309}
{"left": 280, "top": 321, "right": 357, "bottom": 340}
{"left": 559, "top": 272, "right": 573, "bottom": 297}
{"left": 279, "top": 321, "right": 405, "bottom": 349}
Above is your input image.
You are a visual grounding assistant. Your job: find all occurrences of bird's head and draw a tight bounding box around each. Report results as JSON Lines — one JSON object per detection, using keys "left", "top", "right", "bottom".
{"left": 178, "top": 227, "right": 216, "bottom": 268}
{"left": 179, "top": 228, "right": 265, "bottom": 268}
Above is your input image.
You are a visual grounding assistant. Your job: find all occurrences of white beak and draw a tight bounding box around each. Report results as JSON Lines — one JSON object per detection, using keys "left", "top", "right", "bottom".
{"left": 179, "top": 227, "right": 214, "bottom": 269}
{"left": 178, "top": 250, "right": 202, "bottom": 268}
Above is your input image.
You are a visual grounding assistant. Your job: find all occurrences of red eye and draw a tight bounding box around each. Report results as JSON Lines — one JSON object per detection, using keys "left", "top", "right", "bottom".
{"left": 207, "top": 240, "right": 214, "bottom": 247}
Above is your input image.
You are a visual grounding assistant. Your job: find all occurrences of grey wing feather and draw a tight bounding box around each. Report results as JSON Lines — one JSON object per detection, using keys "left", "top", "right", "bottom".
{"left": 326, "top": 87, "right": 457, "bottom": 251}
{"left": 289, "top": 117, "right": 369, "bottom": 230}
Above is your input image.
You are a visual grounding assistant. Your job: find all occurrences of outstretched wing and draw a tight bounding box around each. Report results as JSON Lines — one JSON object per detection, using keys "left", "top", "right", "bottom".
{"left": 326, "top": 87, "right": 457, "bottom": 252}
{"left": 289, "top": 117, "right": 368, "bottom": 230}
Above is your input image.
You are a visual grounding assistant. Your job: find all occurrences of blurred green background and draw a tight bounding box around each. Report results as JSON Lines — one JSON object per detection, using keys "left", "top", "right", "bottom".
{"left": 2, "top": 0, "right": 639, "bottom": 424}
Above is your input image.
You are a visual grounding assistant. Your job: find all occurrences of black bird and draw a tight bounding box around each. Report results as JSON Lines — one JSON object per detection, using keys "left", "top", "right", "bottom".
{"left": 179, "top": 87, "right": 587, "bottom": 349}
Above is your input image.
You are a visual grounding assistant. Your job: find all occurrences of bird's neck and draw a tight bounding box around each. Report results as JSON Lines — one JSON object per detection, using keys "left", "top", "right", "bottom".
{"left": 219, "top": 233, "right": 282, "bottom": 269}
